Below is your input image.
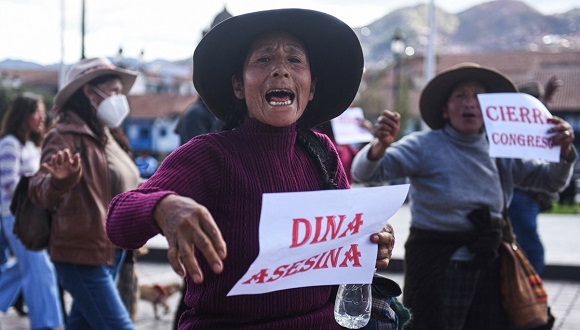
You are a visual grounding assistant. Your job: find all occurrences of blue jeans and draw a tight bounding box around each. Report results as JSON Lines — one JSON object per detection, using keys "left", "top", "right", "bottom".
{"left": 0, "top": 225, "right": 10, "bottom": 264}
{"left": 55, "top": 249, "right": 134, "bottom": 330}
{"left": 508, "top": 189, "right": 545, "bottom": 275}
{"left": 0, "top": 215, "right": 63, "bottom": 329}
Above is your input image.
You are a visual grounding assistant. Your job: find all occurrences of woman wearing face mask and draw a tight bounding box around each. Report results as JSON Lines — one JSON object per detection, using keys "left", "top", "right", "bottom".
{"left": 29, "top": 57, "right": 140, "bottom": 329}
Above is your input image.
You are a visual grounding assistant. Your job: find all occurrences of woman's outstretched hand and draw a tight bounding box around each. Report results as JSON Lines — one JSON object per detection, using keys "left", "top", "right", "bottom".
{"left": 153, "top": 194, "right": 227, "bottom": 284}
{"left": 368, "top": 110, "right": 401, "bottom": 161}
{"left": 41, "top": 148, "right": 82, "bottom": 189}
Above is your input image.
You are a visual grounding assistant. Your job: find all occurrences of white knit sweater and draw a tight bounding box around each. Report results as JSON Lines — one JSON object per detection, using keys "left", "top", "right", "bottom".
{"left": 0, "top": 135, "right": 41, "bottom": 217}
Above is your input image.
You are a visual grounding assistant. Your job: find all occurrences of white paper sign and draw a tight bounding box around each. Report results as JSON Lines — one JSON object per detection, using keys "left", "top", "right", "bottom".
{"left": 227, "top": 184, "right": 410, "bottom": 296}
{"left": 331, "top": 107, "right": 374, "bottom": 145}
{"left": 478, "top": 93, "right": 560, "bottom": 162}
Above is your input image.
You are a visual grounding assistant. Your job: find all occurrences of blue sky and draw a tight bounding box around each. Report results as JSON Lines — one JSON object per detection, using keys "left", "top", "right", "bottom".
{"left": 1, "top": 0, "right": 577, "bottom": 65}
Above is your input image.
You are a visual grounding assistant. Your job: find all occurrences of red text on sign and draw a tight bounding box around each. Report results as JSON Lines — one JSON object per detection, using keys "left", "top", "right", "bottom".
{"left": 241, "top": 243, "right": 362, "bottom": 284}
{"left": 290, "top": 213, "right": 364, "bottom": 248}
{"left": 491, "top": 133, "right": 553, "bottom": 149}
{"left": 485, "top": 105, "right": 546, "bottom": 124}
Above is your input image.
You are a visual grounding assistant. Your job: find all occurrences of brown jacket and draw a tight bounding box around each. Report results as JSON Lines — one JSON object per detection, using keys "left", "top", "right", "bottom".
{"left": 30, "top": 112, "right": 115, "bottom": 266}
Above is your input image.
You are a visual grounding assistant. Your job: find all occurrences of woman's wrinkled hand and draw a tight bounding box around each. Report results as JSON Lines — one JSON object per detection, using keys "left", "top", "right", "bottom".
{"left": 371, "top": 223, "right": 395, "bottom": 269}
{"left": 41, "top": 148, "right": 82, "bottom": 188}
{"left": 548, "top": 116, "right": 575, "bottom": 159}
{"left": 153, "top": 195, "right": 227, "bottom": 284}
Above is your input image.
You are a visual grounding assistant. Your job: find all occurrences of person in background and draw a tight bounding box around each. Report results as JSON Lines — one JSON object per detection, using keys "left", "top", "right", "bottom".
{"left": 175, "top": 97, "right": 221, "bottom": 146}
{"left": 173, "top": 8, "right": 228, "bottom": 147}
{"left": 352, "top": 63, "right": 575, "bottom": 329}
{"left": 29, "top": 57, "right": 139, "bottom": 329}
{"left": 106, "top": 9, "right": 396, "bottom": 329}
{"left": 134, "top": 150, "right": 158, "bottom": 179}
{"left": 0, "top": 92, "right": 64, "bottom": 329}
{"left": 314, "top": 119, "right": 371, "bottom": 184}
{"left": 508, "top": 77, "right": 564, "bottom": 275}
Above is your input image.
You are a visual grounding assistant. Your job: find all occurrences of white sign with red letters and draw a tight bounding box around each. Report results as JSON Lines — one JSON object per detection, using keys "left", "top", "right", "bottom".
{"left": 227, "top": 184, "right": 410, "bottom": 296}
{"left": 478, "top": 93, "right": 560, "bottom": 162}
{"left": 331, "top": 107, "right": 374, "bottom": 145}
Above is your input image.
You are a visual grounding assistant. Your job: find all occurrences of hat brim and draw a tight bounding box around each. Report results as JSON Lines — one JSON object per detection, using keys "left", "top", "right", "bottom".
{"left": 193, "top": 8, "right": 364, "bottom": 129}
{"left": 420, "top": 64, "right": 517, "bottom": 129}
{"left": 54, "top": 68, "right": 137, "bottom": 111}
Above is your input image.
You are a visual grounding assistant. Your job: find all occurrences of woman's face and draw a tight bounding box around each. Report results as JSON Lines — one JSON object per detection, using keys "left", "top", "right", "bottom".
{"left": 233, "top": 32, "right": 316, "bottom": 127}
{"left": 27, "top": 100, "right": 46, "bottom": 134}
{"left": 85, "top": 77, "right": 124, "bottom": 107}
{"left": 442, "top": 80, "right": 487, "bottom": 135}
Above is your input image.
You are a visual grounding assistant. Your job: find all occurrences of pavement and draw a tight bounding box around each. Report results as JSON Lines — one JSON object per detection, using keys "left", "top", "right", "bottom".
{"left": 1, "top": 204, "right": 579, "bottom": 329}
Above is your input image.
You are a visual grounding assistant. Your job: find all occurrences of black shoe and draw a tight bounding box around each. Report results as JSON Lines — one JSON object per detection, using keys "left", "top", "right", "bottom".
{"left": 12, "top": 293, "right": 28, "bottom": 316}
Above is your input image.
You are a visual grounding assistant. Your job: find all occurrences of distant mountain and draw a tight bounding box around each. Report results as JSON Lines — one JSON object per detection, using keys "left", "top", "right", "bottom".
{"left": 0, "top": 59, "right": 45, "bottom": 70}
{"left": 2, "top": 0, "right": 578, "bottom": 72}
{"left": 0, "top": 56, "right": 192, "bottom": 79}
{"left": 356, "top": 0, "right": 579, "bottom": 66}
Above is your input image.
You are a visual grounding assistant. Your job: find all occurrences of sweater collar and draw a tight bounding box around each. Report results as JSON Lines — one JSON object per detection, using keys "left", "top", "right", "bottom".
{"left": 443, "top": 123, "right": 487, "bottom": 146}
{"left": 238, "top": 117, "right": 298, "bottom": 154}
{"left": 240, "top": 117, "right": 298, "bottom": 134}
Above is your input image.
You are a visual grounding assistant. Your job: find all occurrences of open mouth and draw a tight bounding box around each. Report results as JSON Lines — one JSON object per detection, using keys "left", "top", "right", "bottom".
{"left": 266, "top": 89, "right": 295, "bottom": 106}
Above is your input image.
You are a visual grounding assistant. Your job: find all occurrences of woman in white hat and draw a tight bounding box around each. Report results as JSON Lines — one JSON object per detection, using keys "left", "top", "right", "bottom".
{"left": 352, "top": 63, "right": 576, "bottom": 329}
{"left": 29, "top": 57, "right": 140, "bottom": 329}
{"left": 107, "top": 8, "right": 397, "bottom": 329}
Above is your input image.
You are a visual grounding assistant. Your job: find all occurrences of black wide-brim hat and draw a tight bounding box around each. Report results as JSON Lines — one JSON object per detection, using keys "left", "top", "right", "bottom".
{"left": 193, "top": 8, "right": 364, "bottom": 129}
{"left": 420, "top": 62, "right": 517, "bottom": 129}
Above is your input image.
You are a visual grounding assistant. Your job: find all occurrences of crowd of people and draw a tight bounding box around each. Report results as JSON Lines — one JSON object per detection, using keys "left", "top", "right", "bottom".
{"left": 0, "top": 7, "right": 577, "bottom": 330}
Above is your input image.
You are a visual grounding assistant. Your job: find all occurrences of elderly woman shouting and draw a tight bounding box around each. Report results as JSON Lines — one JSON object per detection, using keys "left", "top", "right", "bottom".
{"left": 106, "top": 9, "right": 396, "bottom": 329}
{"left": 352, "top": 63, "right": 576, "bottom": 329}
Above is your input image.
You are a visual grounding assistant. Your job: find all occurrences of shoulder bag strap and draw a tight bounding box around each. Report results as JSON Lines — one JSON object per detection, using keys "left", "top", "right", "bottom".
{"left": 299, "top": 129, "right": 338, "bottom": 190}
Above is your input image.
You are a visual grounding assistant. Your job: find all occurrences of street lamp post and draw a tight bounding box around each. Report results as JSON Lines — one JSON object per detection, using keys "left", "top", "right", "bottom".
{"left": 390, "top": 31, "right": 405, "bottom": 112}
{"left": 81, "top": 0, "right": 86, "bottom": 59}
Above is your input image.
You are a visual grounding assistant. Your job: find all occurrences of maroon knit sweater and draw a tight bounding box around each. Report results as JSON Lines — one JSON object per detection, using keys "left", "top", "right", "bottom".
{"left": 107, "top": 118, "right": 348, "bottom": 329}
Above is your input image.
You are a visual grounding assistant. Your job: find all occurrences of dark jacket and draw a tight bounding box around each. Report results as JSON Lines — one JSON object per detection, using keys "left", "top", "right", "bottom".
{"left": 176, "top": 99, "right": 221, "bottom": 145}
{"left": 30, "top": 112, "right": 115, "bottom": 266}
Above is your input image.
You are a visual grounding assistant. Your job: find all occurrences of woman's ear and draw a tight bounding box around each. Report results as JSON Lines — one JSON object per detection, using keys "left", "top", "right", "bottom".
{"left": 83, "top": 84, "right": 100, "bottom": 109}
{"left": 232, "top": 75, "right": 244, "bottom": 100}
{"left": 309, "top": 77, "right": 317, "bottom": 101}
{"left": 82, "top": 84, "right": 93, "bottom": 99}
{"left": 442, "top": 106, "right": 449, "bottom": 120}
{"left": 82, "top": 84, "right": 99, "bottom": 105}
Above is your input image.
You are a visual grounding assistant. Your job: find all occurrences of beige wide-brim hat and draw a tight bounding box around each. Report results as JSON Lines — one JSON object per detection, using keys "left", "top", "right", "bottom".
{"left": 193, "top": 8, "right": 364, "bottom": 129}
{"left": 54, "top": 57, "right": 138, "bottom": 111}
{"left": 420, "top": 62, "right": 517, "bottom": 129}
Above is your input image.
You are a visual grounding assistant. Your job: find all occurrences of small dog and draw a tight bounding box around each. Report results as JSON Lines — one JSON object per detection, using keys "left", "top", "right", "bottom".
{"left": 139, "top": 281, "right": 182, "bottom": 319}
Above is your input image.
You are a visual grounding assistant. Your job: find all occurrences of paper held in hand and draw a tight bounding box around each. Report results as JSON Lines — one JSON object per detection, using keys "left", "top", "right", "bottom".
{"left": 227, "top": 184, "right": 410, "bottom": 296}
{"left": 478, "top": 93, "right": 560, "bottom": 162}
{"left": 331, "top": 107, "right": 374, "bottom": 145}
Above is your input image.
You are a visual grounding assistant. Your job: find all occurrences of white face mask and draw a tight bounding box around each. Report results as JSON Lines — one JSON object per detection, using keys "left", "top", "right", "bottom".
{"left": 90, "top": 87, "right": 130, "bottom": 127}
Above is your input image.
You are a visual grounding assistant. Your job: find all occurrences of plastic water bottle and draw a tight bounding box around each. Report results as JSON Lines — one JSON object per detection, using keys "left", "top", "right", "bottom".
{"left": 334, "top": 283, "right": 372, "bottom": 329}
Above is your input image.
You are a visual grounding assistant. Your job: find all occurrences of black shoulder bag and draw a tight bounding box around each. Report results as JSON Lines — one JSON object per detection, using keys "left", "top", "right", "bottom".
{"left": 10, "top": 175, "right": 52, "bottom": 251}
